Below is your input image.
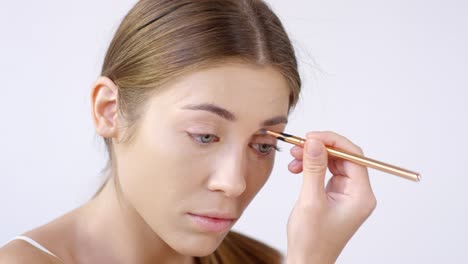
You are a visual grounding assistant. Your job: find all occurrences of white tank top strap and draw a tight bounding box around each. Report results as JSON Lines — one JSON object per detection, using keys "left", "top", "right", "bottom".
{"left": 8, "top": 235, "right": 60, "bottom": 259}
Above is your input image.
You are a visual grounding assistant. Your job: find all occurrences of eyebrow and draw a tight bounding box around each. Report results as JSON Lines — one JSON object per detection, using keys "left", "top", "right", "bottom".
{"left": 182, "top": 103, "right": 288, "bottom": 127}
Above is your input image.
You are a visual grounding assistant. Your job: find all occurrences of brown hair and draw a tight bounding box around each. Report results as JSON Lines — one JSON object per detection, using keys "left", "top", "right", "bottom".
{"left": 97, "top": 0, "right": 301, "bottom": 263}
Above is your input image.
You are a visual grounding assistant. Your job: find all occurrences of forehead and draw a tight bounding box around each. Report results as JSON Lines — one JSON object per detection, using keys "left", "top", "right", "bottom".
{"left": 155, "top": 62, "right": 291, "bottom": 118}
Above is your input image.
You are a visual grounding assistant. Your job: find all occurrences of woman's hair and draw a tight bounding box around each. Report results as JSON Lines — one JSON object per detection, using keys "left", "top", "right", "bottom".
{"left": 96, "top": 0, "right": 301, "bottom": 262}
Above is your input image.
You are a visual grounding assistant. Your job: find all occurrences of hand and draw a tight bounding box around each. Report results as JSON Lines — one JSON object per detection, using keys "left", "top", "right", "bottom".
{"left": 285, "top": 131, "right": 377, "bottom": 264}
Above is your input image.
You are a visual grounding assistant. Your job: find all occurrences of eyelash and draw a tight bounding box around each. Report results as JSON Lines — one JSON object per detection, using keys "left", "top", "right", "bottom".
{"left": 189, "top": 133, "right": 281, "bottom": 155}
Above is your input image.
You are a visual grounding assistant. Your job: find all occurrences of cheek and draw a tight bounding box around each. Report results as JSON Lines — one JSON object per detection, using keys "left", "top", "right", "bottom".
{"left": 243, "top": 155, "right": 275, "bottom": 200}
{"left": 115, "top": 129, "right": 210, "bottom": 223}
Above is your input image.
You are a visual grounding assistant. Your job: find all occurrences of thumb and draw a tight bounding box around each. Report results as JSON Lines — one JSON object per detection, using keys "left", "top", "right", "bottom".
{"left": 301, "top": 137, "right": 328, "bottom": 199}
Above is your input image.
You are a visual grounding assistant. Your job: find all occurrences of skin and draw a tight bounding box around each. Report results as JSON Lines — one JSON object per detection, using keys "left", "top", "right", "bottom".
{"left": 0, "top": 61, "right": 377, "bottom": 264}
{"left": 286, "top": 132, "right": 377, "bottom": 263}
{"left": 0, "top": 62, "right": 289, "bottom": 263}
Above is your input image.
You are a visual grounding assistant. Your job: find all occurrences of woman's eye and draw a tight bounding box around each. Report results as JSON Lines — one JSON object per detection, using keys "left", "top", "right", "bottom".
{"left": 251, "top": 143, "right": 281, "bottom": 155}
{"left": 192, "top": 134, "right": 219, "bottom": 144}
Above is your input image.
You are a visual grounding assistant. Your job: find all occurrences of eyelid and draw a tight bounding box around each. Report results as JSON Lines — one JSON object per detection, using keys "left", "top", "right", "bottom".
{"left": 187, "top": 124, "right": 220, "bottom": 135}
{"left": 252, "top": 135, "right": 278, "bottom": 145}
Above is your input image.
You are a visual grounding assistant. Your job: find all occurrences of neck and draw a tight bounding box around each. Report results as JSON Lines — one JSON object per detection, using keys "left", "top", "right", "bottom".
{"left": 75, "top": 177, "right": 194, "bottom": 264}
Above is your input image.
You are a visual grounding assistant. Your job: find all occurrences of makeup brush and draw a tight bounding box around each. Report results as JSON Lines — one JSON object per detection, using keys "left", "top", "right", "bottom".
{"left": 262, "top": 130, "right": 421, "bottom": 182}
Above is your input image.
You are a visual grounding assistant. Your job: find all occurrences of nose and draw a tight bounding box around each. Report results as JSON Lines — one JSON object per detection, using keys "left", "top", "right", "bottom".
{"left": 207, "top": 149, "right": 247, "bottom": 198}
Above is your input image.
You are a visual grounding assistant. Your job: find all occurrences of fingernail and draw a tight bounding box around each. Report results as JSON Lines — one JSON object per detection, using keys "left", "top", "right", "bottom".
{"left": 306, "top": 138, "right": 323, "bottom": 157}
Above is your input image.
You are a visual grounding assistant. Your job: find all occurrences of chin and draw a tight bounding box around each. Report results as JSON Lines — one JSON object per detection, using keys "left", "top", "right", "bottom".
{"left": 169, "top": 231, "right": 229, "bottom": 257}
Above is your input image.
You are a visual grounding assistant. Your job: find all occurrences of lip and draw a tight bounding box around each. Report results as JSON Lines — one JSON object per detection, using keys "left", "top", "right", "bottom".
{"left": 187, "top": 212, "right": 237, "bottom": 233}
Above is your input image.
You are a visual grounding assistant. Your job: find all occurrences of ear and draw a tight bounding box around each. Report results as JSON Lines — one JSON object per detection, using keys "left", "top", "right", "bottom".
{"left": 90, "top": 76, "right": 120, "bottom": 139}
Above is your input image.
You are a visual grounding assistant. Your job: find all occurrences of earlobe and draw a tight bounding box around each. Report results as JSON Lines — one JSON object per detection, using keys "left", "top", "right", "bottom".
{"left": 91, "top": 76, "right": 119, "bottom": 138}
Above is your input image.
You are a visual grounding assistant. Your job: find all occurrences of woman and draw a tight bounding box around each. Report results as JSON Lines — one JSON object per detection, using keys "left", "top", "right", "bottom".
{"left": 0, "top": 0, "right": 376, "bottom": 263}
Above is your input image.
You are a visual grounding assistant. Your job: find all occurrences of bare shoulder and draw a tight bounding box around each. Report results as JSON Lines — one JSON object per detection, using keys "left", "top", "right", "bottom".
{"left": 0, "top": 240, "right": 58, "bottom": 264}
{"left": 0, "top": 207, "right": 83, "bottom": 264}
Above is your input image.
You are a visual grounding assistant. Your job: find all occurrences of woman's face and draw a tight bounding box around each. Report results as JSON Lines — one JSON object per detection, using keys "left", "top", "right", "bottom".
{"left": 114, "top": 62, "right": 290, "bottom": 256}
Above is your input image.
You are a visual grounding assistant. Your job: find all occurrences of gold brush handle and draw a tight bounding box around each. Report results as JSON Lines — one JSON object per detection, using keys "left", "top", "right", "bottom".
{"left": 325, "top": 146, "right": 421, "bottom": 182}
{"left": 265, "top": 131, "right": 421, "bottom": 182}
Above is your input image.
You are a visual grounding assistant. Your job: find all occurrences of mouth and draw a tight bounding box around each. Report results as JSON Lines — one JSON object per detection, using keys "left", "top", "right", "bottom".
{"left": 187, "top": 212, "right": 237, "bottom": 233}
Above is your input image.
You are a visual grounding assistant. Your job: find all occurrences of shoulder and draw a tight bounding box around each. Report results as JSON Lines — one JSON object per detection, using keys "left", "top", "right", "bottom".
{"left": 0, "top": 240, "right": 57, "bottom": 264}
{"left": 0, "top": 208, "right": 81, "bottom": 264}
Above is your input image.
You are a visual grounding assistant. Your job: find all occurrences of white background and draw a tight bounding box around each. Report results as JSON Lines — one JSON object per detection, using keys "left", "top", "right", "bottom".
{"left": 1, "top": 0, "right": 467, "bottom": 263}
